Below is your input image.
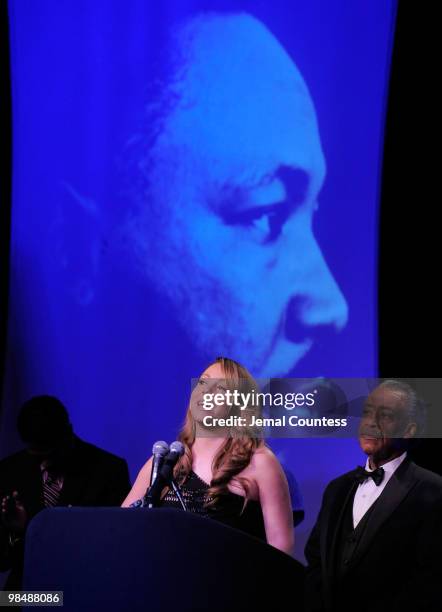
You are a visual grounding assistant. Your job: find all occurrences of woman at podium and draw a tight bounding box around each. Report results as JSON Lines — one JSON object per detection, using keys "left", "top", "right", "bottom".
{"left": 122, "top": 357, "right": 295, "bottom": 556}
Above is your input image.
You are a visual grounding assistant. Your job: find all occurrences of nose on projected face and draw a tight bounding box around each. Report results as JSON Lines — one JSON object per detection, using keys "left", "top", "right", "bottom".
{"left": 284, "top": 254, "right": 349, "bottom": 345}
{"left": 251, "top": 196, "right": 348, "bottom": 377}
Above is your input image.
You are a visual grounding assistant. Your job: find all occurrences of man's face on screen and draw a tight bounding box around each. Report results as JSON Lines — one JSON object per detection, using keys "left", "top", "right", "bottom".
{"left": 127, "top": 14, "right": 348, "bottom": 376}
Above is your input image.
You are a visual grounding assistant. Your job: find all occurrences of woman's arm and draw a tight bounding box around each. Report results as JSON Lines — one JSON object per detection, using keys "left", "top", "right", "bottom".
{"left": 121, "top": 456, "right": 153, "bottom": 507}
{"left": 253, "top": 448, "right": 294, "bottom": 556}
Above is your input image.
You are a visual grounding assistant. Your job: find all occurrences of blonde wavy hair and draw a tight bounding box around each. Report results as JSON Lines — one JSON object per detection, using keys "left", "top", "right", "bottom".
{"left": 173, "top": 356, "right": 264, "bottom": 509}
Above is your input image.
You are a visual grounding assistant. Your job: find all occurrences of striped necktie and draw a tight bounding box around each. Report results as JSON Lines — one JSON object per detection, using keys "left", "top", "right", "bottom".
{"left": 41, "top": 463, "right": 63, "bottom": 507}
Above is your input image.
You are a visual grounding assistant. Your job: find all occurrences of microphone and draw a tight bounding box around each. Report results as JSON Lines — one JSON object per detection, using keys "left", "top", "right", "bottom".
{"left": 144, "top": 441, "right": 185, "bottom": 509}
{"left": 150, "top": 441, "right": 169, "bottom": 487}
{"left": 169, "top": 440, "right": 185, "bottom": 458}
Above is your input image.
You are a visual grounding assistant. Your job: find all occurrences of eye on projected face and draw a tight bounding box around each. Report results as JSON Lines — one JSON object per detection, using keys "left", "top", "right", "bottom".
{"left": 127, "top": 13, "right": 348, "bottom": 376}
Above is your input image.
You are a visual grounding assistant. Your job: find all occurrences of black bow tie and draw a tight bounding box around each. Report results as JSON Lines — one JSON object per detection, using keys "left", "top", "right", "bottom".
{"left": 355, "top": 465, "right": 385, "bottom": 486}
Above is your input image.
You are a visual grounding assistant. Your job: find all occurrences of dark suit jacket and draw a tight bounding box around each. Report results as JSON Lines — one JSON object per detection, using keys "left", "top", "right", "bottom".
{"left": 0, "top": 435, "right": 131, "bottom": 589}
{"left": 304, "top": 458, "right": 442, "bottom": 612}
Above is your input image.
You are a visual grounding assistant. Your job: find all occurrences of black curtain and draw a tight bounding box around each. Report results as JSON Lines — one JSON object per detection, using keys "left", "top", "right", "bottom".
{"left": 379, "top": 2, "right": 441, "bottom": 474}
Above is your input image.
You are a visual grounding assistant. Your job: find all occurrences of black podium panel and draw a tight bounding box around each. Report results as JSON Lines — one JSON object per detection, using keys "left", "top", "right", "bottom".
{"left": 23, "top": 507, "right": 304, "bottom": 611}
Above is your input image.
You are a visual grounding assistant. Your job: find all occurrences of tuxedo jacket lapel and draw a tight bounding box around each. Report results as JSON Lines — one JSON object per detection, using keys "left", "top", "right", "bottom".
{"left": 57, "top": 438, "right": 89, "bottom": 506}
{"left": 21, "top": 458, "right": 45, "bottom": 517}
{"left": 321, "top": 474, "right": 359, "bottom": 584}
{"left": 349, "top": 458, "right": 418, "bottom": 569}
{"left": 57, "top": 471, "right": 87, "bottom": 506}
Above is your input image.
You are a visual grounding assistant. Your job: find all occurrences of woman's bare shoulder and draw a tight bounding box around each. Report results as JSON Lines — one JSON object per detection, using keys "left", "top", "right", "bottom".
{"left": 252, "top": 444, "right": 279, "bottom": 464}
{"left": 250, "top": 445, "right": 286, "bottom": 479}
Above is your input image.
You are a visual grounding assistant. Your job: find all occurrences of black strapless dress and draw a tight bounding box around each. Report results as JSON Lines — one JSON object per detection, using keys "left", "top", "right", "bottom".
{"left": 159, "top": 471, "right": 267, "bottom": 542}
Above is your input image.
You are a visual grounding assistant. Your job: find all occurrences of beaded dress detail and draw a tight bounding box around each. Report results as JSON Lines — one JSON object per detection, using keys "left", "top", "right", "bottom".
{"left": 159, "top": 470, "right": 267, "bottom": 541}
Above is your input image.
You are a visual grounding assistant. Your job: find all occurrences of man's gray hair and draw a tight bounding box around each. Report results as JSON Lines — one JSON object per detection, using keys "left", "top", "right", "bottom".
{"left": 378, "top": 379, "right": 427, "bottom": 436}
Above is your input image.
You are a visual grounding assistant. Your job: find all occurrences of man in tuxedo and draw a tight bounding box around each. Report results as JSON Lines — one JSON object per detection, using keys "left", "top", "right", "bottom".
{"left": 0, "top": 395, "right": 131, "bottom": 589}
{"left": 305, "top": 379, "right": 442, "bottom": 612}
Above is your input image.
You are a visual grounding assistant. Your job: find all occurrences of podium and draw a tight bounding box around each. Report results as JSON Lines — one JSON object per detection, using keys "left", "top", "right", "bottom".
{"left": 22, "top": 507, "right": 304, "bottom": 611}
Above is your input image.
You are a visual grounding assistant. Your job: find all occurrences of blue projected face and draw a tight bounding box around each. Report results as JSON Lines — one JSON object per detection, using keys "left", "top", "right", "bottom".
{"left": 125, "top": 13, "right": 348, "bottom": 377}
{"left": 5, "top": 0, "right": 396, "bottom": 564}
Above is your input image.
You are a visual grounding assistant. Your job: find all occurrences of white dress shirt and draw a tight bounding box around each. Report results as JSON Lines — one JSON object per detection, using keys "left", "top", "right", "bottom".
{"left": 352, "top": 452, "right": 407, "bottom": 528}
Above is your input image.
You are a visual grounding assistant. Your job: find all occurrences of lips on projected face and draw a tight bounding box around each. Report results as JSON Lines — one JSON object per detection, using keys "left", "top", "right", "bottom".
{"left": 128, "top": 13, "right": 348, "bottom": 376}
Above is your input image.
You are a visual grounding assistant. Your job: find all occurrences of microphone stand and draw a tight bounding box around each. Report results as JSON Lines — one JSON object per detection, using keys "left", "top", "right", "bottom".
{"left": 171, "top": 479, "right": 187, "bottom": 511}
{"left": 142, "top": 479, "right": 187, "bottom": 511}
{"left": 142, "top": 444, "right": 187, "bottom": 510}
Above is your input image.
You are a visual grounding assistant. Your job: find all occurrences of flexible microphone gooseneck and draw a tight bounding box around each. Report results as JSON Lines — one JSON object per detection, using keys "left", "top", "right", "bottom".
{"left": 144, "top": 441, "right": 185, "bottom": 509}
